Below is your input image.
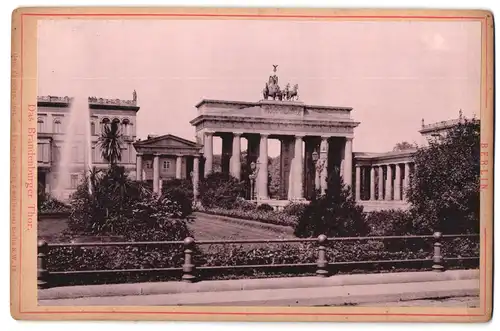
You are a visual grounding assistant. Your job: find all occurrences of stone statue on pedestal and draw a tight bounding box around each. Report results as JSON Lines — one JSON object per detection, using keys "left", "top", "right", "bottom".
{"left": 132, "top": 89, "right": 137, "bottom": 102}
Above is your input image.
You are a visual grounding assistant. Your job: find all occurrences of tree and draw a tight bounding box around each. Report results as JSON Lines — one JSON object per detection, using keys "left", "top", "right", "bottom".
{"left": 294, "top": 170, "right": 367, "bottom": 238}
{"left": 407, "top": 119, "right": 480, "bottom": 234}
{"left": 98, "top": 121, "right": 123, "bottom": 166}
{"left": 199, "top": 172, "right": 246, "bottom": 209}
{"left": 393, "top": 141, "right": 417, "bottom": 152}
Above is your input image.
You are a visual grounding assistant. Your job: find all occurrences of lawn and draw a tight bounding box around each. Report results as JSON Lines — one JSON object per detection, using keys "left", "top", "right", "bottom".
{"left": 188, "top": 213, "right": 294, "bottom": 240}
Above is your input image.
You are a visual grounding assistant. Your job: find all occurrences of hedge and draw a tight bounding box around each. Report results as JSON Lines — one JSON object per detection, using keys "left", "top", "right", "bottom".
{"left": 45, "top": 236, "right": 479, "bottom": 286}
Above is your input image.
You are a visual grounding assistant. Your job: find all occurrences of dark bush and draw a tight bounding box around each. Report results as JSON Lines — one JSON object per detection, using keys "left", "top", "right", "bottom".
{"left": 199, "top": 172, "right": 246, "bottom": 209}
{"left": 233, "top": 198, "right": 257, "bottom": 211}
{"left": 282, "top": 202, "right": 308, "bottom": 218}
{"left": 365, "top": 210, "right": 414, "bottom": 236}
{"left": 294, "top": 173, "right": 368, "bottom": 238}
{"left": 67, "top": 166, "right": 150, "bottom": 235}
{"left": 161, "top": 178, "right": 193, "bottom": 217}
{"left": 257, "top": 203, "right": 274, "bottom": 212}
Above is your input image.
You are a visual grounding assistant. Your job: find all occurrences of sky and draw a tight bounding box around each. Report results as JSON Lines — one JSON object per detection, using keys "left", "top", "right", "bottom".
{"left": 37, "top": 19, "right": 482, "bottom": 156}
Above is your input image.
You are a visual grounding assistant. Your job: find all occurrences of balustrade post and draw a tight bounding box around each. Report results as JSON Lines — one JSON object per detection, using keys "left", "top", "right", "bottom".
{"left": 316, "top": 234, "right": 328, "bottom": 277}
{"left": 432, "top": 232, "right": 445, "bottom": 272}
{"left": 182, "top": 237, "right": 196, "bottom": 282}
{"left": 37, "top": 240, "right": 49, "bottom": 289}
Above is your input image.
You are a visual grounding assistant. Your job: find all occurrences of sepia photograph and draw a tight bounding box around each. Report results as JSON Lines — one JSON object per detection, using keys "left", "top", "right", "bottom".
{"left": 10, "top": 7, "right": 493, "bottom": 322}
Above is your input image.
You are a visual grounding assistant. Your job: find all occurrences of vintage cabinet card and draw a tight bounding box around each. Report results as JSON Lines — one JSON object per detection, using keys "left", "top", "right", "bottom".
{"left": 10, "top": 7, "right": 493, "bottom": 322}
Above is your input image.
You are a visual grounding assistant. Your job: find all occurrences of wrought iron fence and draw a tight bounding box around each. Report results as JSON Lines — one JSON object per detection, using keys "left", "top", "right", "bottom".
{"left": 37, "top": 232, "right": 479, "bottom": 289}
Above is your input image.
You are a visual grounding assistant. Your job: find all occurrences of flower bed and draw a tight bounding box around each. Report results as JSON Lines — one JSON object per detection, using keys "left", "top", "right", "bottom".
{"left": 200, "top": 207, "right": 298, "bottom": 227}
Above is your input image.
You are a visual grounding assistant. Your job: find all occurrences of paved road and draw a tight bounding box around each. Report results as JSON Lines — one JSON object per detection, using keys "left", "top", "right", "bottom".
{"left": 40, "top": 279, "right": 479, "bottom": 307}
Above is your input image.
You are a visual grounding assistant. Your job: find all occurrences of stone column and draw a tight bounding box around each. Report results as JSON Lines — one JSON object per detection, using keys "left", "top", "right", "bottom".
{"left": 153, "top": 154, "right": 160, "bottom": 194}
{"left": 230, "top": 132, "right": 242, "bottom": 180}
{"left": 394, "top": 163, "right": 402, "bottom": 200}
{"left": 343, "top": 138, "right": 353, "bottom": 187}
{"left": 355, "top": 165, "right": 361, "bottom": 201}
{"left": 320, "top": 136, "right": 329, "bottom": 195}
{"left": 204, "top": 131, "right": 214, "bottom": 177}
{"left": 385, "top": 164, "right": 393, "bottom": 201}
{"left": 175, "top": 155, "right": 182, "bottom": 179}
{"left": 403, "top": 162, "right": 411, "bottom": 200}
{"left": 136, "top": 153, "right": 143, "bottom": 181}
{"left": 258, "top": 134, "right": 269, "bottom": 200}
{"left": 378, "top": 165, "right": 384, "bottom": 200}
{"left": 370, "top": 166, "right": 376, "bottom": 200}
{"left": 294, "top": 135, "right": 304, "bottom": 200}
{"left": 193, "top": 156, "right": 200, "bottom": 202}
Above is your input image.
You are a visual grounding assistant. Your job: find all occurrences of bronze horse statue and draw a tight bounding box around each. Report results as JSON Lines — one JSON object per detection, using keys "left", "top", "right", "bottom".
{"left": 262, "top": 76, "right": 283, "bottom": 101}
{"left": 284, "top": 84, "right": 299, "bottom": 101}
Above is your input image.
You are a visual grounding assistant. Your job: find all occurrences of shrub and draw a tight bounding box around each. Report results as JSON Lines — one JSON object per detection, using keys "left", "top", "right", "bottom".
{"left": 199, "top": 172, "right": 246, "bottom": 209}
{"left": 257, "top": 203, "right": 274, "bottom": 212}
{"left": 67, "top": 166, "right": 149, "bottom": 235}
{"left": 234, "top": 198, "right": 257, "bottom": 211}
{"left": 161, "top": 178, "right": 193, "bottom": 217}
{"left": 294, "top": 173, "right": 368, "bottom": 238}
{"left": 365, "top": 210, "right": 414, "bottom": 236}
{"left": 38, "top": 194, "right": 70, "bottom": 214}
{"left": 283, "top": 202, "right": 308, "bottom": 218}
{"left": 67, "top": 165, "right": 194, "bottom": 241}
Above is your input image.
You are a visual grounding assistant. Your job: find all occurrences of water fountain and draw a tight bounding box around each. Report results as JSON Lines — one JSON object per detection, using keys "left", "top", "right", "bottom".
{"left": 52, "top": 95, "right": 93, "bottom": 200}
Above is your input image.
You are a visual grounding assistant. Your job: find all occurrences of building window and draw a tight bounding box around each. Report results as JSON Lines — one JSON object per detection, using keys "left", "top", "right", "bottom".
{"left": 163, "top": 161, "right": 171, "bottom": 169}
{"left": 101, "top": 118, "right": 110, "bottom": 131}
{"left": 146, "top": 161, "right": 152, "bottom": 169}
{"left": 37, "top": 118, "right": 44, "bottom": 132}
{"left": 91, "top": 122, "right": 96, "bottom": 135}
{"left": 122, "top": 118, "right": 130, "bottom": 135}
{"left": 70, "top": 174, "right": 79, "bottom": 189}
{"left": 54, "top": 119, "right": 62, "bottom": 133}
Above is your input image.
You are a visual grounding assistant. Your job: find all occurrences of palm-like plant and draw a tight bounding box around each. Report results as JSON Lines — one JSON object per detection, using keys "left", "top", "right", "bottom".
{"left": 98, "top": 121, "right": 123, "bottom": 166}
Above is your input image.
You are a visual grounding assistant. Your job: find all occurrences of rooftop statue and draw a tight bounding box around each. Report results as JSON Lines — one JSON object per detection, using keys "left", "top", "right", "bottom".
{"left": 262, "top": 65, "right": 299, "bottom": 101}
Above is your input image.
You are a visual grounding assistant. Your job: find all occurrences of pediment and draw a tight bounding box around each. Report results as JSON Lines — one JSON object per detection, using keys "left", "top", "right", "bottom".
{"left": 134, "top": 134, "right": 200, "bottom": 149}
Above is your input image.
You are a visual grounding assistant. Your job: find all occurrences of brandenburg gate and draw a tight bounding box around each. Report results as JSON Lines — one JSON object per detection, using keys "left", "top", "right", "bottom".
{"left": 190, "top": 66, "right": 360, "bottom": 204}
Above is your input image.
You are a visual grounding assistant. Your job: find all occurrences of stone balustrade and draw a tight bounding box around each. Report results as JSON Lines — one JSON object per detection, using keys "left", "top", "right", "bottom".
{"left": 37, "top": 95, "right": 137, "bottom": 106}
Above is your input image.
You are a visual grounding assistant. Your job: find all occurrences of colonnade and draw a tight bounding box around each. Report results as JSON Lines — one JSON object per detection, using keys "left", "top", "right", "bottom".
{"left": 136, "top": 152, "right": 200, "bottom": 196}
{"left": 354, "top": 162, "right": 413, "bottom": 202}
{"left": 202, "top": 131, "right": 353, "bottom": 201}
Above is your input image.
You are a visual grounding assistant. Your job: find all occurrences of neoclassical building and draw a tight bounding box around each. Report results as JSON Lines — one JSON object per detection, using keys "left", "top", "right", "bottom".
{"left": 190, "top": 99, "right": 358, "bottom": 206}
{"left": 37, "top": 94, "right": 139, "bottom": 199}
{"left": 132, "top": 134, "right": 203, "bottom": 194}
{"left": 38, "top": 71, "right": 466, "bottom": 211}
